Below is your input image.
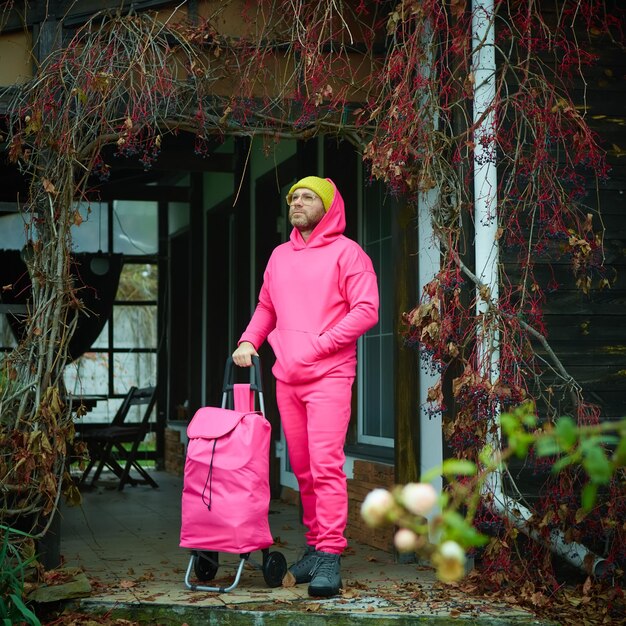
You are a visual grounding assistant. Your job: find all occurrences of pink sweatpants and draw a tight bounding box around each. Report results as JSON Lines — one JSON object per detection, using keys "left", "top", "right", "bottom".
{"left": 276, "top": 376, "right": 354, "bottom": 554}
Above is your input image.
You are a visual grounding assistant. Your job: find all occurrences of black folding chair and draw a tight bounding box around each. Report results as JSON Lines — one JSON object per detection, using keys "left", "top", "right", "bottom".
{"left": 79, "top": 386, "right": 158, "bottom": 490}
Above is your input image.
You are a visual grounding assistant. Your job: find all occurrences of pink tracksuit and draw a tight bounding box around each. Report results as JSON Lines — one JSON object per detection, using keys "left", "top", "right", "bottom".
{"left": 239, "top": 179, "right": 378, "bottom": 554}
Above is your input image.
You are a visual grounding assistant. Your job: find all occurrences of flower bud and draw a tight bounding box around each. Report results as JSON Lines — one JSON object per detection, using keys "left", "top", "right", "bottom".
{"left": 394, "top": 528, "right": 419, "bottom": 553}
{"left": 360, "top": 488, "right": 394, "bottom": 527}
{"left": 433, "top": 540, "right": 466, "bottom": 583}
{"left": 401, "top": 482, "right": 437, "bottom": 516}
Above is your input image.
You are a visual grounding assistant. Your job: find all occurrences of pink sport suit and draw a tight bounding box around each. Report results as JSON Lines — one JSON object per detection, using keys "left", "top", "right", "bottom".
{"left": 239, "top": 178, "right": 378, "bottom": 554}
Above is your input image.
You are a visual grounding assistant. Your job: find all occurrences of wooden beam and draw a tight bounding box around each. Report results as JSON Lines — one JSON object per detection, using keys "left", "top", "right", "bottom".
{"left": 100, "top": 140, "right": 235, "bottom": 174}
{"left": 187, "top": 172, "right": 204, "bottom": 416}
{"left": 0, "top": 0, "right": 179, "bottom": 32}
{"left": 394, "top": 199, "right": 420, "bottom": 485}
{"left": 31, "top": 13, "right": 61, "bottom": 67}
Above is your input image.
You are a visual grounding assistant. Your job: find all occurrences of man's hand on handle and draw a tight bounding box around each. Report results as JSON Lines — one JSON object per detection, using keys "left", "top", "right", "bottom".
{"left": 232, "top": 341, "right": 258, "bottom": 367}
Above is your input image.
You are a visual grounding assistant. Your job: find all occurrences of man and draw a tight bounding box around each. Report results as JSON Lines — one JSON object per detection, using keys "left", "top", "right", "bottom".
{"left": 232, "top": 176, "right": 378, "bottom": 597}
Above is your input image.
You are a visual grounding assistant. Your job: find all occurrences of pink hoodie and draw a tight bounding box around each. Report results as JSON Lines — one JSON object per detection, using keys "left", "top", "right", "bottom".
{"left": 239, "top": 179, "right": 379, "bottom": 384}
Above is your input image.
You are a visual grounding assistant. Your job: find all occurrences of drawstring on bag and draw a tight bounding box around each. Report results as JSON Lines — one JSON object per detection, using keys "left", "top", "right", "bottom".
{"left": 201, "top": 439, "right": 218, "bottom": 511}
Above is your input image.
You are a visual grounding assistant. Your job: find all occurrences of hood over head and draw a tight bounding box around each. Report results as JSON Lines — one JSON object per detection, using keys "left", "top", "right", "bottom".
{"left": 289, "top": 177, "right": 345, "bottom": 250}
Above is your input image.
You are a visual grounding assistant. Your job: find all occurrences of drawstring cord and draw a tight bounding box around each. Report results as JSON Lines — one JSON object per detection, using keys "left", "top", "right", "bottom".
{"left": 201, "top": 439, "right": 218, "bottom": 510}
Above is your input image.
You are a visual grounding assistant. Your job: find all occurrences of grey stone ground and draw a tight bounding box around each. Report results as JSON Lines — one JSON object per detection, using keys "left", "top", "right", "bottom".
{"left": 53, "top": 470, "right": 554, "bottom": 625}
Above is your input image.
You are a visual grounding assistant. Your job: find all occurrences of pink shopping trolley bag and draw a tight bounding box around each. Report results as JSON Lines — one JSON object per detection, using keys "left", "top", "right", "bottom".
{"left": 179, "top": 399, "right": 273, "bottom": 554}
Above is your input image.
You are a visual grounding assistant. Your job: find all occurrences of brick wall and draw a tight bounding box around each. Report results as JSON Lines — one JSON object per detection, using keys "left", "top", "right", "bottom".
{"left": 346, "top": 459, "right": 395, "bottom": 553}
{"left": 164, "top": 428, "right": 185, "bottom": 476}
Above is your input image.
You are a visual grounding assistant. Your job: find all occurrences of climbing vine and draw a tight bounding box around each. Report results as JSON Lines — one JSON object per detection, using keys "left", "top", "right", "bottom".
{"left": 0, "top": 0, "right": 623, "bottom": 602}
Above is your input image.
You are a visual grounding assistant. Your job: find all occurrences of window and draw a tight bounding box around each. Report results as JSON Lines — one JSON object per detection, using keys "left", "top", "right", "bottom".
{"left": 358, "top": 182, "right": 395, "bottom": 446}
{"left": 64, "top": 201, "right": 159, "bottom": 425}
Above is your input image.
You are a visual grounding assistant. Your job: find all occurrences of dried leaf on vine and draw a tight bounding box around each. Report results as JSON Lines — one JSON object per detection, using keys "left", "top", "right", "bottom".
{"left": 447, "top": 342, "right": 460, "bottom": 358}
{"left": 427, "top": 380, "right": 444, "bottom": 404}
{"left": 421, "top": 321, "right": 440, "bottom": 342}
{"left": 42, "top": 178, "right": 58, "bottom": 195}
{"left": 24, "top": 110, "right": 42, "bottom": 134}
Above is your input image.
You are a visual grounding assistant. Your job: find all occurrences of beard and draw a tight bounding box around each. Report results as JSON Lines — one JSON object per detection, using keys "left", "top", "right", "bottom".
{"left": 289, "top": 207, "right": 325, "bottom": 232}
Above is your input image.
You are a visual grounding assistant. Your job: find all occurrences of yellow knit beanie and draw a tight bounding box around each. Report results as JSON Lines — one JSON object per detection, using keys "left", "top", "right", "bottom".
{"left": 288, "top": 176, "right": 335, "bottom": 212}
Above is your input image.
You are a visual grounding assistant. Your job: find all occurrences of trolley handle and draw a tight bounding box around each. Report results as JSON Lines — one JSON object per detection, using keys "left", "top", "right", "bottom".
{"left": 223, "top": 355, "right": 263, "bottom": 393}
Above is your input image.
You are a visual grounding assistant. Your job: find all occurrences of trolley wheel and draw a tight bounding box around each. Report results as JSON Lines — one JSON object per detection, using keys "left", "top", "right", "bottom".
{"left": 262, "top": 550, "right": 287, "bottom": 588}
{"left": 193, "top": 550, "right": 219, "bottom": 581}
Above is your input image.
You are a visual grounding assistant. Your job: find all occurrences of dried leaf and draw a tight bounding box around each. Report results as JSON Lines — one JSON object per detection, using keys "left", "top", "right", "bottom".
{"left": 427, "top": 380, "right": 444, "bottom": 404}
{"left": 447, "top": 342, "right": 460, "bottom": 358}
{"left": 610, "top": 143, "right": 626, "bottom": 157}
{"left": 42, "top": 178, "right": 58, "bottom": 195}
{"left": 119, "top": 579, "right": 138, "bottom": 589}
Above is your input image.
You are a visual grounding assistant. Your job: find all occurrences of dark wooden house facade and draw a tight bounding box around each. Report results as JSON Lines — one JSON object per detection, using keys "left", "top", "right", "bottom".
{"left": 0, "top": 0, "right": 624, "bottom": 559}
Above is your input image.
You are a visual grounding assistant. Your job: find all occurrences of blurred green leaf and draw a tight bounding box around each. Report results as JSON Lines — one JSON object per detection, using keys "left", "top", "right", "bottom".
{"left": 439, "top": 491, "right": 450, "bottom": 508}
{"left": 580, "top": 436, "right": 618, "bottom": 451}
{"left": 521, "top": 412, "right": 537, "bottom": 428}
{"left": 582, "top": 445, "right": 612, "bottom": 484}
{"left": 500, "top": 413, "right": 517, "bottom": 437}
{"left": 509, "top": 432, "right": 534, "bottom": 458}
{"left": 421, "top": 466, "right": 442, "bottom": 483}
{"left": 535, "top": 435, "right": 561, "bottom": 457}
{"left": 478, "top": 444, "right": 495, "bottom": 466}
{"left": 552, "top": 454, "right": 579, "bottom": 473}
{"left": 581, "top": 482, "right": 598, "bottom": 512}
{"left": 613, "top": 433, "right": 626, "bottom": 466}
{"left": 555, "top": 416, "right": 578, "bottom": 451}
{"left": 442, "top": 510, "right": 488, "bottom": 548}
{"left": 441, "top": 458, "right": 477, "bottom": 476}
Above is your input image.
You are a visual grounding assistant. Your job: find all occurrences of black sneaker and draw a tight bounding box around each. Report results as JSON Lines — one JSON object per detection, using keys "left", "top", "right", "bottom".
{"left": 308, "top": 551, "right": 342, "bottom": 597}
{"left": 288, "top": 545, "right": 319, "bottom": 584}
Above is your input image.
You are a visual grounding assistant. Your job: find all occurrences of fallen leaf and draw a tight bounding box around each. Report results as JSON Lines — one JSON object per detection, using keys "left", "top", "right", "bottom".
{"left": 282, "top": 570, "right": 296, "bottom": 588}
{"left": 119, "top": 579, "right": 138, "bottom": 589}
